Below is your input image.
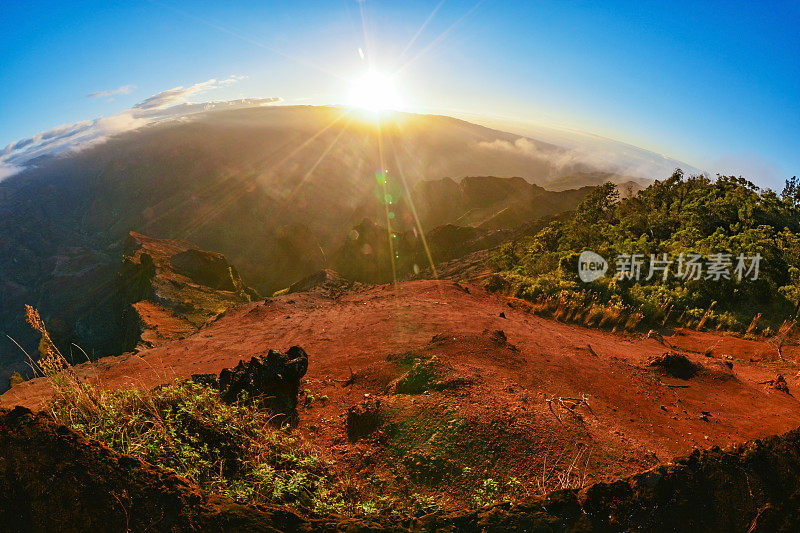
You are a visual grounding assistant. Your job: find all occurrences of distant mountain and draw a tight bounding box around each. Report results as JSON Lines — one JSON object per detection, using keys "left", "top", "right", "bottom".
{"left": 0, "top": 105, "right": 614, "bottom": 381}
{"left": 348, "top": 175, "right": 593, "bottom": 231}
{"left": 333, "top": 214, "right": 561, "bottom": 285}
{"left": 544, "top": 171, "right": 650, "bottom": 193}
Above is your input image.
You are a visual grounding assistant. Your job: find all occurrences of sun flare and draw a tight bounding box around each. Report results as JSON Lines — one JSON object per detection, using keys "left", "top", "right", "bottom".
{"left": 347, "top": 71, "right": 403, "bottom": 112}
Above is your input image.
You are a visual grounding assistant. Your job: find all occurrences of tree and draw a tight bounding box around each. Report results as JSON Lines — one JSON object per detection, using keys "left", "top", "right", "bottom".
{"left": 782, "top": 176, "right": 800, "bottom": 207}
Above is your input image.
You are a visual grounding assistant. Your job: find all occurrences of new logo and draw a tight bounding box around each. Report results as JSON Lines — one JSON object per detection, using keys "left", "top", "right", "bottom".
{"left": 578, "top": 250, "right": 608, "bottom": 282}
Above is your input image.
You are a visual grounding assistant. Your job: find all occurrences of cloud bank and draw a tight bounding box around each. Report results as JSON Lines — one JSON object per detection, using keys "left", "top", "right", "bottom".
{"left": 477, "top": 130, "right": 705, "bottom": 183}
{"left": 0, "top": 76, "right": 278, "bottom": 180}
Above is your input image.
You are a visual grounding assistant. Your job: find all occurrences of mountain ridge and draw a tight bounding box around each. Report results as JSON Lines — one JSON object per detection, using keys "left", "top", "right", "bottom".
{"left": 1, "top": 105, "right": 622, "bottom": 382}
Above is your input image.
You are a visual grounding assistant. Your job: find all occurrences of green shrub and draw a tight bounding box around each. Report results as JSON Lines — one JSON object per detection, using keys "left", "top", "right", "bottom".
{"left": 488, "top": 173, "right": 800, "bottom": 332}
{"left": 47, "top": 378, "right": 347, "bottom": 514}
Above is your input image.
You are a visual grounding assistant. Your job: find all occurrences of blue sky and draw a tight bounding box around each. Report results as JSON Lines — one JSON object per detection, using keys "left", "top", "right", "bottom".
{"left": 1, "top": 1, "right": 798, "bottom": 188}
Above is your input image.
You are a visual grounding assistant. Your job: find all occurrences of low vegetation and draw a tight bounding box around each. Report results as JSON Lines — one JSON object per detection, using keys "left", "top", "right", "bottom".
{"left": 23, "top": 306, "right": 358, "bottom": 516}
{"left": 23, "top": 305, "right": 561, "bottom": 519}
{"left": 490, "top": 172, "right": 800, "bottom": 333}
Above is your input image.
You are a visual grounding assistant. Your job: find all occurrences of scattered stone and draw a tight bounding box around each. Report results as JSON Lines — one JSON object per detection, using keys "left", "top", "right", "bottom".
{"left": 499, "top": 312, "right": 506, "bottom": 319}
{"left": 218, "top": 346, "right": 309, "bottom": 424}
{"left": 489, "top": 329, "right": 507, "bottom": 344}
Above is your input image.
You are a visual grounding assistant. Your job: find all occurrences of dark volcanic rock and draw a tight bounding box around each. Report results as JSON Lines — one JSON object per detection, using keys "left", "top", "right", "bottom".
{"left": 774, "top": 374, "right": 790, "bottom": 393}
{"left": 218, "top": 347, "right": 309, "bottom": 423}
{"left": 429, "top": 426, "right": 800, "bottom": 532}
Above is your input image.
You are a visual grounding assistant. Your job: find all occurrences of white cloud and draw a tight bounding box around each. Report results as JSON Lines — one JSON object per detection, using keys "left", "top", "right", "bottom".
{"left": 477, "top": 133, "right": 703, "bottom": 182}
{"left": 0, "top": 76, "right": 277, "bottom": 180}
{"left": 87, "top": 84, "right": 137, "bottom": 100}
{"left": 133, "top": 75, "right": 247, "bottom": 110}
{"left": 0, "top": 164, "right": 22, "bottom": 180}
{"left": 476, "top": 137, "right": 547, "bottom": 158}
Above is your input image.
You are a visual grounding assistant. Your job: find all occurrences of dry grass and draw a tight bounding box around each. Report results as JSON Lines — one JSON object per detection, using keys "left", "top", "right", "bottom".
{"left": 535, "top": 444, "right": 593, "bottom": 496}
{"left": 527, "top": 293, "right": 644, "bottom": 333}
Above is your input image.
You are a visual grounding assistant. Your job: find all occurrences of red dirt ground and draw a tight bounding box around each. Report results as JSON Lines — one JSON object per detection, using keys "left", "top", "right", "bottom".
{"left": 5, "top": 279, "right": 800, "bottom": 509}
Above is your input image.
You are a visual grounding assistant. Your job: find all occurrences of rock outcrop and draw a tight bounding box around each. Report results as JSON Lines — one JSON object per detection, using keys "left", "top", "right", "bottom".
{"left": 285, "top": 269, "right": 359, "bottom": 298}
{"left": 430, "top": 426, "right": 800, "bottom": 531}
{"left": 218, "top": 347, "right": 309, "bottom": 424}
{"left": 119, "top": 232, "right": 259, "bottom": 349}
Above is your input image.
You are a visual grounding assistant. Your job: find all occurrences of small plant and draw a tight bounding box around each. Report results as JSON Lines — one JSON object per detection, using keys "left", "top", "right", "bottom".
{"left": 504, "top": 476, "right": 523, "bottom": 501}
{"left": 46, "top": 379, "right": 347, "bottom": 513}
{"left": 8, "top": 371, "right": 24, "bottom": 388}
{"left": 473, "top": 478, "right": 500, "bottom": 507}
{"left": 410, "top": 493, "right": 439, "bottom": 515}
{"left": 304, "top": 393, "right": 315, "bottom": 407}
{"left": 535, "top": 444, "right": 593, "bottom": 496}
{"left": 22, "top": 305, "right": 352, "bottom": 516}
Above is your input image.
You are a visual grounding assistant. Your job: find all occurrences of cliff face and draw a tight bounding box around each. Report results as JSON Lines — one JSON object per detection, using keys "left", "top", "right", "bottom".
{"left": 119, "top": 232, "right": 259, "bottom": 349}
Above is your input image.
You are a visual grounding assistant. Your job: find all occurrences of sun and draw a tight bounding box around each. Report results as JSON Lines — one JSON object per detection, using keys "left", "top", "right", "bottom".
{"left": 347, "top": 71, "right": 403, "bottom": 112}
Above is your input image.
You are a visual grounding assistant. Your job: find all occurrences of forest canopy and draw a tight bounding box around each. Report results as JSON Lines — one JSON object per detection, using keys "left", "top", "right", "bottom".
{"left": 492, "top": 171, "right": 800, "bottom": 331}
